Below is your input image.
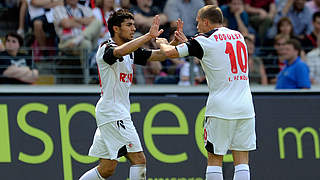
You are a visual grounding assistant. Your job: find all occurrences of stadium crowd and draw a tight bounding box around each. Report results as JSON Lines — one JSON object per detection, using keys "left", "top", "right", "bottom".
{"left": 0, "top": 0, "right": 319, "bottom": 89}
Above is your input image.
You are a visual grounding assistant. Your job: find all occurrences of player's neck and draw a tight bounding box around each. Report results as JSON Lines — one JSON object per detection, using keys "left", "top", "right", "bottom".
{"left": 205, "top": 24, "right": 222, "bottom": 33}
{"left": 113, "top": 35, "right": 125, "bottom": 46}
{"left": 210, "top": 24, "right": 222, "bottom": 30}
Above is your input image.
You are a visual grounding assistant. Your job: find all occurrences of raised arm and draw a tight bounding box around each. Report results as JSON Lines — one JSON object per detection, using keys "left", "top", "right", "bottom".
{"left": 113, "top": 15, "right": 164, "bottom": 58}
{"left": 169, "top": 18, "right": 188, "bottom": 46}
{"left": 234, "top": 6, "right": 249, "bottom": 36}
{"left": 161, "top": 35, "right": 204, "bottom": 60}
{"left": 148, "top": 19, "right": 188, "bottom": 61}
{"left": 146, "top": 37, "right": 177, "bottom": 62}
{"left": 160, "top": 43, "right": 180, "bottom": 58}
{"left": 160, "top": 19, "right": 188, "bottom": 59}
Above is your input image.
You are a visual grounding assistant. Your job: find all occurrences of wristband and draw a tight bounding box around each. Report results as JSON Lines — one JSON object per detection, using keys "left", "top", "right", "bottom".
{"left": 176, "top": 43, "right": 189, "bottom": 57}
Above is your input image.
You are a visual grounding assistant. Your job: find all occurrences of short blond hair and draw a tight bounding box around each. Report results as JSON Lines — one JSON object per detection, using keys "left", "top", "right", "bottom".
{"left": 199, "top": 5, "right": 223, "bottom": 24}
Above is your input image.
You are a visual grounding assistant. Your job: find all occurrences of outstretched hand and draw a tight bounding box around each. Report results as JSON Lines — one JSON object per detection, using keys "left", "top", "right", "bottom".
{"left": 149, "top": 15, "right": 164, "bottom": 38}
{"left": 171, "top": 18, "right": 188, "bottom": 45}
{"left": 174, "top": 30, "right": 188, "bottom": 43}
{"left": 176, "top": 18, "right": 184, "bottom": 33}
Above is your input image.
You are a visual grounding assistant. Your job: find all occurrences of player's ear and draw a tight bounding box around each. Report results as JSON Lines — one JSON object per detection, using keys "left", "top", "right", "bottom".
{"left": 205, "top": 18, "right": 209, "bottom": 26}
{"left": 113, "top": 26, "right": 120, "bottom": 34}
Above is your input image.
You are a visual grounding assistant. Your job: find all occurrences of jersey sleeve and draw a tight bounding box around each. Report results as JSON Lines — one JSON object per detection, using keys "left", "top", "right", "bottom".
{"left": 176, "top": 38, "right": 204, "bottom": 60}
{"left": 103, "top": 45, "right": 123, "bottom": 65}
{"left": 133, "top": 48, "right": 152, "bottom": 66}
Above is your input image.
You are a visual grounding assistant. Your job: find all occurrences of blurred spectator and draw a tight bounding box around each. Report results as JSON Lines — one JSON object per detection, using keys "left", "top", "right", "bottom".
{"left": 0, "top": 39, "right": 4, "bottom": 52}
{"left": 267, "top": 17, "right": 299, "bottom": 44}
{"left": 177, "top": 57, "right": 191, "bottom": 86}
{"left": 93, "top": 0, "right": 119, "bottom": 46}
{"left": 88, "top": 0, "right": 118, "bottom": 83}
{"left": 120, "top": 0, "right": 131, "bottom": 9}
{"left": 2, "top": 0, "right": 20, "bottom": 8}
{"left": 274, "top": 0, "right": 313, "bottom": 39}
{"left": 164, "top": 0, "right": 205, "bottom": 37}
{"left": 153, "top": 29, "right": 186, "bottom": 84}
{"left": 301, "top": 11, "right": 320, "bottom": 53}
{"left": 244, "top": 0, "right": 276, "bottom": 45}
{"left": 306, "top": 36, "right": 320, "bottom": 84}
{"left": 275, "top": 39, "right": 311, "bottom": 89}
{"left": 221, "top": 0, "right": 250, "bottom": 36}
{"left": 17, "top": 0, "right": 27, "bottom": 37}
{"left": 245, "top": 36, "right": 268, "bottom": 85}
{"left": 178, "top": 57, "right": 206, "bottom": 86}
{"left": 141, "top": 42, "right": 163, "bottom": 84}
{"left": 306, "top": 0, "right": 320, "bottom": 15}
{"left": 204, "top": 0, "right": 218, "bottom": 6}
{"left": 153, "top": 61, "right": 179, "bottom": 84}
{"left": 275, "top": 0, "right": 287, "bottom": 11}
{"left": 79, "top": 0, "right": 91, "bottom": 6}
{"left": 217, "top": 0, "right": 227, "bottom": 6}
{"left": 130, "top": 0, "right": 167, "bottom": 34}
{"left": 152, "top": 0, "right": 168, "bottom": 11}
{"left": 152, "top": 34, "right": 182, "bottom": 84}
{"left": 27, "top": 0, "right": 63, "bottom": 50}
{"left": 0, "top": 32, "right": 39, "bottom": 84}
{"left": 263, "top": 34, "right": 288, "bottom": 84}
{"left": 53, "top": 0, "right": 101, "bottom": 55}
{"left": 146, "top": 60, "right": 163, "bottom": 84}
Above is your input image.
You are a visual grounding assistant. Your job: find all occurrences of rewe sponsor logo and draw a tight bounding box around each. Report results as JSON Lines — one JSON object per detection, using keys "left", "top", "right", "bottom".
{"left": 120, "top": 73, "right": 132, "bottom": 83}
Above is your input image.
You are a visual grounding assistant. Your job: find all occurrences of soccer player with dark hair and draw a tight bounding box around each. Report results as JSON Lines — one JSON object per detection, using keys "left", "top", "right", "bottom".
{"left": 79, "top": 9, "right": 181, "bottom": 180}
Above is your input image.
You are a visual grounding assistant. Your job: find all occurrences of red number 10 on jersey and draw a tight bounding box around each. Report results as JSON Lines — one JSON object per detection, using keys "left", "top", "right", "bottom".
{"left": 225, "top": 41, "right": 248, "bottom": 74}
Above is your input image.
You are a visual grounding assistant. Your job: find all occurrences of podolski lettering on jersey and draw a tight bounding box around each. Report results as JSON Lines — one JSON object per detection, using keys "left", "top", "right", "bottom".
{"left": 120, "top": 73, "right": 133, "bottom": 83}
{"left": 117, "top": 120, "right": 126, "bottom": 129}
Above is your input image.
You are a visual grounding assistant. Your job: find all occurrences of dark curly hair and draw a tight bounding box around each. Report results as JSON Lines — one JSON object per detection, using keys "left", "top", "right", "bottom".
{"left": 107, "top": 9, "right": 134, "bottom": 37}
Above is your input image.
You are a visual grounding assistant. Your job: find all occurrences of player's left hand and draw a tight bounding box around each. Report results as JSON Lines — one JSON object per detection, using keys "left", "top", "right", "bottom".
{"left": 174, "top": 30, "right": 188, "bottom": 43}
{"left": 170, "top": 18, "right": 187, "bottom": 45}
{"left": 149, "top": 15, "right": 164, "bottom": 38}
{"left": 176, "top": 18, "right": 184, "bottom": 33}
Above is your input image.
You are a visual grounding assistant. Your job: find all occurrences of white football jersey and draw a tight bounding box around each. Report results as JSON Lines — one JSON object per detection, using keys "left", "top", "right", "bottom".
{"left": 95, "top": 39, "right": 150, "bottom": 126}
{"left": 177, "top": 27, "right": 255, "bottom": 119}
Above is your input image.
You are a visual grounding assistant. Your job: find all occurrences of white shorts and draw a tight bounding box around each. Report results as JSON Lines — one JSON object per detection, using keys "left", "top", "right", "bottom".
{"left": 204, "top": 116, "right": 256, "bottom": 155}
{"left": 88, "top": 119, "right": 143, "bottom": 161}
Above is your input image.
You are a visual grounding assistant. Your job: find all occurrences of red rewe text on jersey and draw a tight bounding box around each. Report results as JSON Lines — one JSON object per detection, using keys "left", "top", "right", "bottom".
{"left": 120, "top": 73, "right": 133, "bottom": 83}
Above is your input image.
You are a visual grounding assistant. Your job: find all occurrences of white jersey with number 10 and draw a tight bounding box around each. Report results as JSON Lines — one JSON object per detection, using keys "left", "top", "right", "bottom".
{"left": 178, "top": 27, "right": 255, "bottom": 119}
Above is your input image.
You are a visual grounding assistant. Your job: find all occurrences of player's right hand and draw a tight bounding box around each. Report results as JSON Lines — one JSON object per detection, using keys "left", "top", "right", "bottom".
{"left": 149, "top": 15, "right": 164, "bottom": 38}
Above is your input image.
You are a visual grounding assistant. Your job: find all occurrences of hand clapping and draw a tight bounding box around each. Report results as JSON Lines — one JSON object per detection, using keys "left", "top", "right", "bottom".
{"left": 149, "top": 15, "right": 164, "bottom": 38}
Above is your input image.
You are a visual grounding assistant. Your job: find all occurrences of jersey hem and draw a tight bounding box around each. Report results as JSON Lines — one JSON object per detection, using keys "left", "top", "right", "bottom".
{"left": 97, "top": 117, "right": 132, "bottom": 127}
{"left": 205, "top": 113, "right": 255, "bottom": 120}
